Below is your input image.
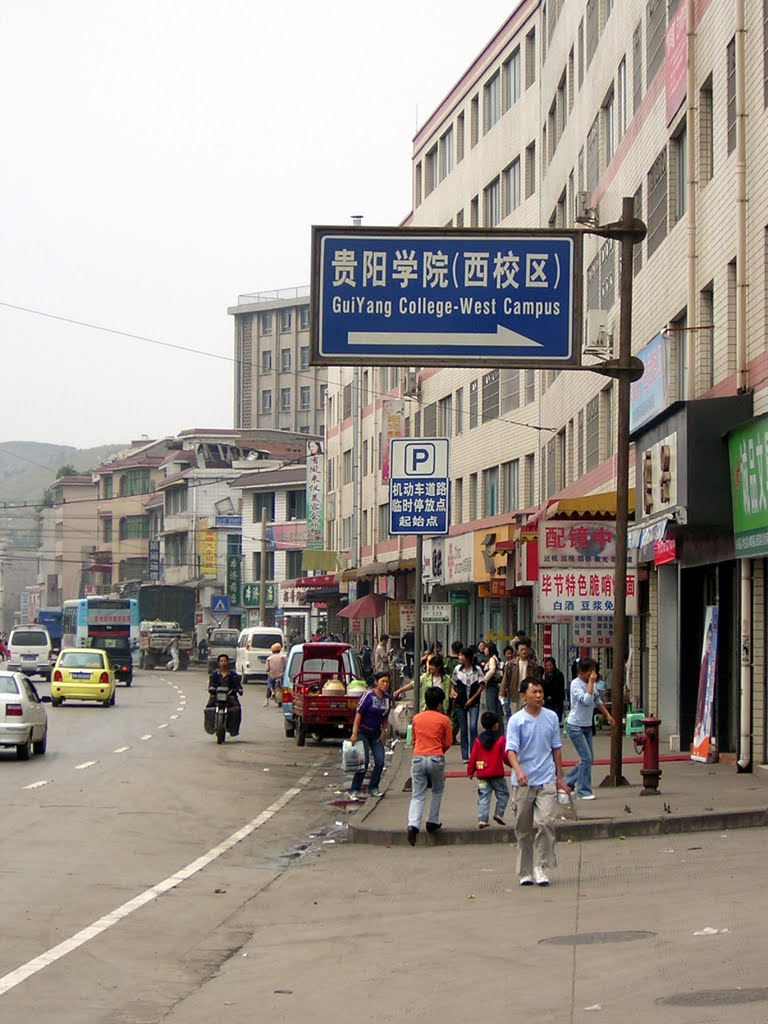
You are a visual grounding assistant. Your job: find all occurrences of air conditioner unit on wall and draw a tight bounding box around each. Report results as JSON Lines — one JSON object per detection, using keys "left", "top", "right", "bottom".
{"left": 575, "top": 190, "right": 597, "bottom": 224}
{"left": 403, "top": 369, "right": 422, "bottom": 399}
{"left": 583, "top": 309, "right": 614, "bottom": 359}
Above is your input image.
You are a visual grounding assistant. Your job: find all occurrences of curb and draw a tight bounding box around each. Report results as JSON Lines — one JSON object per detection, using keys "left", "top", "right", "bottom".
{"left": 349, "top": 806, "right": 768, "bottom": 846}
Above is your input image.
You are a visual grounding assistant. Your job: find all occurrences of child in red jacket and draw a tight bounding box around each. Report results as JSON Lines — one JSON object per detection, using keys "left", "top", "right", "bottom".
{"left": 467, "top": 711, "right": 510, "bottom": 828}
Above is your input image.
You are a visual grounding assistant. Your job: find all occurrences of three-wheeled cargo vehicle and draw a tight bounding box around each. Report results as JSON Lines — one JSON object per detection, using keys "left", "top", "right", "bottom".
{"left": 283, "top": 642, "right": 367, "bottom": 746}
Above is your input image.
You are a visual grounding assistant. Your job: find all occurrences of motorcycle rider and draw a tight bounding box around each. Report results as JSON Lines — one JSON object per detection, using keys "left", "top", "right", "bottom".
{"left": 206, "top": 654, "right": 244, "bottom": 733}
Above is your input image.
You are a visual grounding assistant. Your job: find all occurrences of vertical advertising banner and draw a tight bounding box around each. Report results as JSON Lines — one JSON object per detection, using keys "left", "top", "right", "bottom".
{"left": 226, "top": 553, "right": 241, "bottom": 608}
{"left": 381, "top": 400, "right": 405, "bottom": 481}
{"left": 306, "top": 440, "right": 325, "bottom": 550}
{"left": 692, "top": 606, "right": 719, "bottom": 763}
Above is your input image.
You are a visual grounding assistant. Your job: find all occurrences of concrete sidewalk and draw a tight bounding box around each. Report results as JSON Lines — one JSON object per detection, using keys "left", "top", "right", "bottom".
{"left": 349, "top": 732, "right": 768, "bottom": 844}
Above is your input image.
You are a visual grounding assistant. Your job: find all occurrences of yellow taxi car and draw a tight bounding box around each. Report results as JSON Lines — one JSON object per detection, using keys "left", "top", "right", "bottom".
{"left": 51, "top": 648, "right": 117, "bottom": 707}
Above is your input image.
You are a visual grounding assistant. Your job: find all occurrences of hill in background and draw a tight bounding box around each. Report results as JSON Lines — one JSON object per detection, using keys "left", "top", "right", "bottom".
{"left": 0, "top": 441, "right": 126, "bottom": 506}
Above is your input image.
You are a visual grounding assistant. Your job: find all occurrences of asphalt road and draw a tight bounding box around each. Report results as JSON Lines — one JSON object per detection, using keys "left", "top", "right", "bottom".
{"left": 0, "top": 666, "right": 347, "bottom": 1023}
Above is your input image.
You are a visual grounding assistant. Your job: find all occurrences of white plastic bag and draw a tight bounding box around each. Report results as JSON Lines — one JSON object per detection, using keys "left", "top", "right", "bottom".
{"left": 341, "top": 739, "right": 366, "bottom": 773}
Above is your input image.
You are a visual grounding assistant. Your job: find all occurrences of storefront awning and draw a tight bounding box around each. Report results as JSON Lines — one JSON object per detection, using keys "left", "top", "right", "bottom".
{"left": 544, "top": 489, "right": 635, "bottom": 519}
{"left": 342, "top": 557, "right": 418, "bottom": 580}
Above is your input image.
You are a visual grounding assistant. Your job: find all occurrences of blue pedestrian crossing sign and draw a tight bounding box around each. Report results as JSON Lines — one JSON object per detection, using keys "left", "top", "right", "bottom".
{"left": 389, "top": 438, "right": 450, "bottom": 536}
{"left": 211, "top": 595, "right": 230, "bottom": 614}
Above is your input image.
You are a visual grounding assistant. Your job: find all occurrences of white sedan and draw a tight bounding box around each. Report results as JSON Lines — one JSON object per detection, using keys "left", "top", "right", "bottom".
{"left": 0, "top": 671, "right": 50, "bottom": 760}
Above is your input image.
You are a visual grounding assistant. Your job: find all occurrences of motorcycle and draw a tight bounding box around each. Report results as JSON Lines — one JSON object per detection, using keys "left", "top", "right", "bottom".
{"left": 204, "top": 683, "right": 242, "bottom": 744}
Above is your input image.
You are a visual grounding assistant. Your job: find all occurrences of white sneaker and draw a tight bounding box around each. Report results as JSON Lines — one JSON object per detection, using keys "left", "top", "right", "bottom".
{"left": 519, "top": 875, "right": 535, "bottom": 886}
{"left": 579, "top": 794, "right": 596, "bottom": 801}
{"left": 533, "top": 867, "right": 550, "bottom": 886}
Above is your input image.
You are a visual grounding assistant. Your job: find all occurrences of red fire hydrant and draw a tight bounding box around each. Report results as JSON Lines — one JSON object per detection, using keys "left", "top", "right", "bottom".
{"left": 633, "top": 715, "right": 662, "bottom": 795}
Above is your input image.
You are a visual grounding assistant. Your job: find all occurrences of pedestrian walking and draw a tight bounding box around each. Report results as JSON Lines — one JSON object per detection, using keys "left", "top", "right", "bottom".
{"left": 349, "top": 671, "right": 392, "bottom": 799}
{"left": 506, "top": 677, "right": 569, "bottom": 886}
{"left": 564, "top": 658, "right": 615, "bottom": 799}
{"left": 265, "top": 642, "right": 286, "bottom": 705}
{"left": 406, "top": 686, "right": 453, "bottom": 845}
{"left": 500, "top": 640, "right": 541, "bottom": 719}
{"left": 395, "top": 653, "right": 450, "bottom": 710}
{"left": 467, "top": 710, "right": 510, "bottom": 828}
{"left": 374, "top": 635, "right": 391, "bottom": 674}
{"left": 450, "top": 646, "right": 484, "bottom": 761}
{"left": 165, "top": 636, "right": 180, "bottom": 672}
{"left": 482, "top": 641, "right": 503, "bottom": 720}
{"left": 542, "top": 656, "right": 566, "bottom": 723}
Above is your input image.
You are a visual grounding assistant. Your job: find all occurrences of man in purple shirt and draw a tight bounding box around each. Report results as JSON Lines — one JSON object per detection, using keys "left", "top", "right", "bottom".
{"left": 349, "top": 671, "right": 392, "bottom": 798}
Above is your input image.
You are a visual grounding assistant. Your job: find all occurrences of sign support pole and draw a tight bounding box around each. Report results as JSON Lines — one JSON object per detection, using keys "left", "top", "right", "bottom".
{"left": 414, "top": 534, "right": 423, "bottom": 712}
{"left": 589, "top": 197, "right": 646, "bottom": 788}
{"left": 259, "top": 506, "right": 267, "bottom": 627}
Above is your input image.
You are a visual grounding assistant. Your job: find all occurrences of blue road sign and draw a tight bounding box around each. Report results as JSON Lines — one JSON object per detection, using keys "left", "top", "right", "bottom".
{"left": 211, "top": 594, "right": 230, "bottom": 614}
{"left": 389, "top": 438, "right": 449, "bottom": 536}
{"left": 311, "top": 227, "right": 582, "bottom": 367}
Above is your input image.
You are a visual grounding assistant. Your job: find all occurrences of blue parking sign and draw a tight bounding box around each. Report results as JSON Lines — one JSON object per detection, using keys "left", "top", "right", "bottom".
{"left": 389, "top": 438, "right": 449, "bottom": 536}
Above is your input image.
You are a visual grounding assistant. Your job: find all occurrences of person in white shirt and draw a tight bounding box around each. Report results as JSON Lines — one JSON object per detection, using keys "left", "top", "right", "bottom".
{"left": 564, "top": 658, "right": 615, "bottom": 799}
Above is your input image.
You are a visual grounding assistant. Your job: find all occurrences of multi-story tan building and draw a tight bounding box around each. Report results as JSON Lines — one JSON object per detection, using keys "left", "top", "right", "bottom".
{"left": 49, "top": 475, "right": 98, "bottom": 602}
{"left": 324, "top": 0, "right": 768, "bottom": 767}
{"left": 229, "top": 287, "right": 327, "bottom": 437}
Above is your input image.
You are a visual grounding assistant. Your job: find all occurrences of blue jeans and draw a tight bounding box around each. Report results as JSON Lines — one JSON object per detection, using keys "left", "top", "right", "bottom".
{"left": 476, "top": 776, "right": 510, "bottom": 822}
{"left": 408, "top": 755, "right": 446, "bottom": 829}
{"left": 455, "top": 706, "right": 469, "bottom": 759}
{"left": 351, "top": 730, "right": 385, "bottom": 792}
{"left": 565, "top": 724, "right": 594, "bottom": 797}
{"left": 484, "top": 684, "right": 502, "bottom": 722}
{"left": 467, "top": 703, "right": 480, "bottom": 751}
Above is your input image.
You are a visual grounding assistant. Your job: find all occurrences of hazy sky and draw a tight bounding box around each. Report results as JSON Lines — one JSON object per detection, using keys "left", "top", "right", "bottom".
{"left": 1, "top": 1, "right": 517, "bottom": 449}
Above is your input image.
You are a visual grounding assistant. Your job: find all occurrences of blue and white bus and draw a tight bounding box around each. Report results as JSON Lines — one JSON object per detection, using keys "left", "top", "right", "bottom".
{"left": 62, "top": 597, "right": 139, "bottom": 649}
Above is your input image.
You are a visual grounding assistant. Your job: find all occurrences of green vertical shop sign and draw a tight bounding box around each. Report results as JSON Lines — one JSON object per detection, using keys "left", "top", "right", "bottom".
{"left": 728, "top": 414, "right": 768, "bottom": 556}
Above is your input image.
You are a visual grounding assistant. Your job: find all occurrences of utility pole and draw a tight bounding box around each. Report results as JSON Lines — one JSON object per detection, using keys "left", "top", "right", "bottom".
{"left": 259, "top": 505, "right": 267, "bottom": 626}
{"left": 588, "top": 196, "right": 646, "bottom": 787}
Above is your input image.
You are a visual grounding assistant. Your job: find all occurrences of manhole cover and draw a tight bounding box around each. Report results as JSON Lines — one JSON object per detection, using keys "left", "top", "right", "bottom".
{"left": 658, "top": 988, "right": 768, "bottom": 1007}
{"left": 540, "top": 930, "right": 655, "bottom": 946}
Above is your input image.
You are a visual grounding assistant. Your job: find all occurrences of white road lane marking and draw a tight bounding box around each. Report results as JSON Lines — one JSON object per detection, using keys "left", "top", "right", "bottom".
{"left": 176, "top": 707, "right": 184, "bottom": 712}
{"left": 73, "top": 761, "right": 97, "bottom": 771}
{"left": 169, "top": 715, "right": 179, "bottom": 720}
{"left": 113, "top": 747, "right": 130, "bottom": 753}
{"left": 0, "top": 769, "right": 315, "bottom": 997}
{"left": 140, "top": 734, "right": 152, "bottom": 741}
{"left": 23, "top": 781, "right": 49, "bottom": 790}
{"left": 157, "top": 724, "right": 168, "bottom": 729}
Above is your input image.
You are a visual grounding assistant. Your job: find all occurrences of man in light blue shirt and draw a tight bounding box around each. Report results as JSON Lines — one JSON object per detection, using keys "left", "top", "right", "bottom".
{"left": 565, "top": 658, "right": 615, "bottom": 799}
{"left": 506, "top": 676, "right": 569, "bottom": 887}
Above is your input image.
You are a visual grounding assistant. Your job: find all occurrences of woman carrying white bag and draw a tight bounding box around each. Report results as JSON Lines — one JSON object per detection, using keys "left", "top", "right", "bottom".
{"left": 345, "top": 671, "right": 392, "bottom": 799}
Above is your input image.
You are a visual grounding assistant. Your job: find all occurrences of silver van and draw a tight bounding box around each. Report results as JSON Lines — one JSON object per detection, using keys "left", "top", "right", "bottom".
{"left": 235, "top": 626, "right": 284, "bottom": 683}
{"left": 7, "top": 625, "right": 53, "bottom": 680}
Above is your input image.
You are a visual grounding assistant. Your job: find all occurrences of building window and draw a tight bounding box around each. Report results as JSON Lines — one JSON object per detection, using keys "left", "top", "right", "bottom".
{"left": 119, "top": 515, "right": 149, "bottom": 540}
{"left": 699, "top": 75, "right": 713, "bottom": 183}
{"left": 469, "top": 473, "right": 478, "bottom": 520}
{"left": 501, "top": 459, "right": 519, "bottom": 513}
{"left": 300, "top": 386, "right": 311, "bottom": 410}
{"left": 261, "top": 349, "right": 272, "bottom": 372}
{"left": 577, "top": 409, "right": 584, "bottom": 475}
{"left": 500, "top": 369, "right": 520, "bottom": 411}
{"left": 700, "top": 281, "right": 715, "bottom": 391}
{"left": 343, "top": 383, "right": 352, "bottom": 419}
{"left": 578, "top": 18, "right": 585, "bottom": 88}
{"left": 525, "top": 141, "right": 536, "bottom": 198}
{"left": 300, "top": 346, "right": 310, "bottom": 369}
{"left": 482, "top": 370, "right": 499, "bottom": 423}
{"left": 286, "top": 550, "right": 303, "bottom": 578}
{"left": 633, "top": 20, "right": 643, "bottom": 114}
{"left": 646, "top": 0, "right": 666, "bottom": 87}
{"left": 455, "top": 388, "right": 464, "bottom": 434}
{"left": 585, "top": 396, "right": 600, "bottom": 470}
{"left": 280, "top": 387, "right": 291, "bottom": 411}
{"left": 525, "top": 28, "right": 536, "bottom": 88}
{"left": 525, "top": 368, "right": 535, "bottom": 404}
{"left": 483, "top": 467, "right": 499, "bottom": 517}
{"left": 343, "top": 448, "right": 352, "bottom": 485}
{"left": 453, "top": 478, "right": 463, "bottom": 525}
{"left": 647, "top": 146, "right": 668, "bottom": 258}
{"left": 362, "top": 438, "right": 369, "bottom": 476}
{"left": 524, "top": 453, "right": 535, "bottom": 506}
{"left": 423, "top": 402, "right": 437, "bottom": 436}
{"left": 671, "top": 309, "right": 688, "bottom": 401}
{"left": 674, "top": 121, "right": 687, "bottom": 222}
{"left": 319, "top": 383, "right": 328, "bottom": 405}
{"left": 341, "top": 517, "right": 352, "bottom": 550}
{"left": 103, "top": 476, "right": 113, "bottom": 499}
{"left": 102, "top": 517, "right": 112, "bottom": 543}
{"left": 299, "top": 305, "right": 310, "bottom": 330}
{"left": 617, "top": 57, "right": 627, "bottom": 141}
{"left": 603, "top": 88, "right": 615, "bottom": 164}
{"left": 438, "top": 394, "right": 452, "bottom": 436}
{"left": 425, "top": 144, "right": 438, "bottom": 195}
{"left": 502, "top": 159, "right": 521, "bottom": 217}
{"left": 456, "top": 112, "right": 465, "bottom": 161}
{"left": 601, "top": 385, "right": 614, "bottom": 456}
{"left": 279, "top": 309, "right": 291, "bottom": 333}
{"left": 252, "top": 492, "right": 275, "bottom": 522}
{"left": 586, "top": 0, "right": 599, "bottom": 67}
{"left": 281, "top": 348, "right": 291, "bottom": 372}
{"left": 119, "top": 469, "right": 150, "bottom": 497}
{"left": 471, "top": 94, "right": 479, "bottom": 147}
{"left": 439, "top": 125, "right": 454, "bottom": 180}
{"left": 252, "top": 551, "right": 275, "bottom": 579}
{"left": 503, "top": 47, "right": 521, "bottom": 109}
{"left": 727, "top": 37, "right": 736, "bottom": 155}
{"left": 469, "top": 381, "right": 479, "bottom": 428}
{"left": 586, "top": 115, "right": 600, "bottom": 191}
{"left": 261, "top": 389, "right": 272, "bottom": 413}
{"left": 484, "top": 176, "right": 501, "bottom": 227}
{"left": 414, "top": 162, "right": 422, "bottom": 207}
{"left": 378, "top": 502, "right": 389, "bottom": 541}
{"left": 261, "top": 311, "right": 273, "bottom": 335}
{"left": 470, "top": 195, "right": 479, "bottom": 227}
{"left": 484, "top": 71, "right": 501, "bottom": 133}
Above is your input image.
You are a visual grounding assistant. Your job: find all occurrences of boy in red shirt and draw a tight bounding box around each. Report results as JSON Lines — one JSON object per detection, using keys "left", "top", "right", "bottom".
{"left": 467, "top": 711, "right": 510, "bottom": 828}
{"left": 406, "top": 686, "right": 453, "bottom": 846}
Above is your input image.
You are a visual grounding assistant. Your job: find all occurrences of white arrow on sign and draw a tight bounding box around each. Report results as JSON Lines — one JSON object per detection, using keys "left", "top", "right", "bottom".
{"left": 347, "top": 324, "right": 543, "bottom": 348}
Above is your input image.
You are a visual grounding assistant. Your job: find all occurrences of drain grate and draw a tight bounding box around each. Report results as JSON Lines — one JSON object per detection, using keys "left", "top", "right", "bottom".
{"left": 540, "top": 930, "right": 655, "bottom": 946}
{"left": 657, "top": 988, "right": 768, "bottom": 1007}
